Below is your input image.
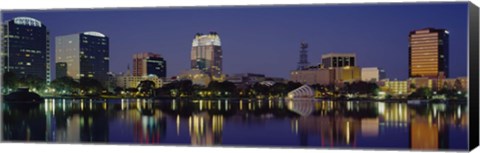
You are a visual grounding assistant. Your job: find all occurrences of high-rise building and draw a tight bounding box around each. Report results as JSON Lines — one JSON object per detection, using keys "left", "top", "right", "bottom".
{"left": 190, "top": 32, "right": 222, "bottom": 77}
{"left": 133, "top": 52, "right": 166, "bottom": 79}
{"left": 297, "top": 42, "right": 310, "bottom": 70}
{"left": 409, "top": 28, "right": 449, "bottom": 78}
{"left": 56, "top": 62, "right": 68, "bottom": 79}
{"left": 2, "top": 17, "right": 51, "bottom": 83}
{"left": 321, "top": 53, "right": 356, "bottom": 68}
{"left": 55, "top": 31, "right": 109, "bottom": 84}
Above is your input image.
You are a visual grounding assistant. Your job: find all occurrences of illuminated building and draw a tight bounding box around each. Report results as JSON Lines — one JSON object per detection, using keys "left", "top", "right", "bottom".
{"left": 442, "top": 77, "right": 467, "bottom": 91}
{"left": 191, "top": 32, "right": 222, "bottom": 77}
{"left": 55, "top": 31, "right": 109, "bottom": 84}
{"left": 116, "top": 74, "right": 163, "bottom": 89}
{"left": 2, "top": 17, "right": 51, "bottom": 84}
{"left": 409, "top": 28, "right": 449, "bottom": 78}
{"left": 56, "top": 62, "right": 68, "bottom": 79}
{"left": 177, "top": 69, "right": 212, "bottom": 86}
{"left": 383, "top": 80, "right": 408, "bottom": 95}
{"left": 133, "top": 52, "right": 166, "bottom": 79}
{"left": 290, "top": 66, "right": 361, "bottom": 85}
{"left": 321, "top": 53, "right": 356, "bottom": 68}
{"left": 361, "top": 67, "right": 386, "bottom": 82}
{"left": 333, "top": 66, "right": 361, "bottom": 83}
{"left": 290, "top": 68, "right": 333, "bottom": 85}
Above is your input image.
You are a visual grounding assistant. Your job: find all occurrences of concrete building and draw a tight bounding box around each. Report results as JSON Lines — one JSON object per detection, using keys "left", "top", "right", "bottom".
{"left": 321, "top": 53, "right": 356, "bottom": 68}
{"left": 191, "top": 32, "right": 222, "bottom": 77}
{"left": 290, "top": 68, "right": 334, "bottom": 85}
{"left": 177, "top": 69, "right": 213, "bottom": 86}
{"left": 55, "top": 31, "right": 109, "bottom": 85}
{"left": 361, "top": 67, "right": 386, "bottom": 82}
{"left": 133, "top": 52, "right": 166, "bottom": 79}
{"left": 290, "top": 66, "right": 361, "bottom": 85}
{"left": 2, "top": 17, "right": 51, "bottom": 83}
{"left": 409, "top": 28, "right": 449, "bottom": 78}
{"left": 116, "top": 74, "right": 163, "bottom": 89}
{"left": 333, "top": 66, "right": 361, "bottom": 83}
{"left": 382, "top": 80, "right": 409, "bottom": 96}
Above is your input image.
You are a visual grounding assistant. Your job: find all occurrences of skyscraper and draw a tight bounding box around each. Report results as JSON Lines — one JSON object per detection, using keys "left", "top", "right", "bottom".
{"left": 297, "top": 42, "right": 310, "bottom": 70}
{"left": 55, "top": 31, "right": 109, "bottom": 84}
{"left": 190, "top": 32, "right": 222, "bottom": 77}
{"left": 409, "top": 28, "right": 449, "bottom": 78}
{"left": 321, "top": 53, "right": 356, "bottom": 68}
{"left": 133, "top": 52, "right": 166, "bottom": 79}
{"left": 2, "top": 17, "right": 51, "bottom": 83}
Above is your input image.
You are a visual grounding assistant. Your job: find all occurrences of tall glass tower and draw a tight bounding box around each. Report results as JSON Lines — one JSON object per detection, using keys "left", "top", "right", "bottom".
{"left": 2, "top": 17, "right": 51, "bottom": 84}
{"left": 409, "top": 28, "right": 449, "bottom": 78}
{"left": 55, "top": 31, "right": 109, "bottom": 84}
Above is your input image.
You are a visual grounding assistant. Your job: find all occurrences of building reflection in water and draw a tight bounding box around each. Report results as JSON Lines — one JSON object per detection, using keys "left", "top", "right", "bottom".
{"left": 2, "top": 98, "right": 468, "bottom": 150}
{"left": 188, "top": 112, "right": 224, "bottom": 146}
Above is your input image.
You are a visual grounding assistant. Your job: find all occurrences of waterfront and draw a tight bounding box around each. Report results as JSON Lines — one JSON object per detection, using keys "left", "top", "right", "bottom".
{"left": 2, "top": 98, "right": 468, "bottom": 150}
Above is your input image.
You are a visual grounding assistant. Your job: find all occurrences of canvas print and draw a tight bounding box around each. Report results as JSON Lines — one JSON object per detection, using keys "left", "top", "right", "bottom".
{"left": 1, "top": 2, "right": 478, "bottom": 151}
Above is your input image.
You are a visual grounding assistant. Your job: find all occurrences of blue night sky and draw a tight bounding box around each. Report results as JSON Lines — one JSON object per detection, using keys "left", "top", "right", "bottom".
{"left": 2, "top": 2, "right": 469, "bottom": 80}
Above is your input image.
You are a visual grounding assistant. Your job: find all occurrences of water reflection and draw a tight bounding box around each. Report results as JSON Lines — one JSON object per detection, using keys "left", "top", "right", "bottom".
{"left": 2, "top": 98, "right": 468, "bottom": 150}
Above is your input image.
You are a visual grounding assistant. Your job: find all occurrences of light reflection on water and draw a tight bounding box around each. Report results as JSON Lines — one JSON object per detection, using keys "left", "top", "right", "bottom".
{"left": 2, "top": 98, "right": 468, "bottom": 150}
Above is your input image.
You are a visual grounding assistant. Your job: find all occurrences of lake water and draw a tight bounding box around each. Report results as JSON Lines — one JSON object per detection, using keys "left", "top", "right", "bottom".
{"left": 2, "top": 98, "right": 468, "bottom": 151}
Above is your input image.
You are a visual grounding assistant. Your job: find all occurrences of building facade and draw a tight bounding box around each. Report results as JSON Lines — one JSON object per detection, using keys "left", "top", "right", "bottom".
{"left": 116, "top": 74, "right": 163, "bottom": 89}
{"left": 321, "top": 53, "right": 356, "bottom": 68}
{"left": 2, "top": 17, "right": 51, "bottom": 83}
{"left": 191, "top": 32, "right": 222, "bottom": 77}
{"left": 55, "top": 31, "right": 109, "bottom": 84}
{"left": 409, "top": 28, "right": 449, "bottom": 78}
{"left": 361, "top": 67, "right": 386, "bottom": 82}
{"left": 382, "top": 80, "right": 409, "bottom": 96}
{"left": 290, "top": 66, "right": 361, "bottom": 85}
{"left": 133, "top": 52, "right": 166, "bottom": 79}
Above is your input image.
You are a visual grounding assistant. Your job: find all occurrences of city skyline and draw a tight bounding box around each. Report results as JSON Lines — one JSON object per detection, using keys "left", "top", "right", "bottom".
{"left": 1, "top": 2, "right": 468, "bottom": 80}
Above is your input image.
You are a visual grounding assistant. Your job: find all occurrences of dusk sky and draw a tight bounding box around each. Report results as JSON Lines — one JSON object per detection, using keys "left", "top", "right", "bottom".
{"left": 2, "top": 2, "right": 468, "bottom": 80}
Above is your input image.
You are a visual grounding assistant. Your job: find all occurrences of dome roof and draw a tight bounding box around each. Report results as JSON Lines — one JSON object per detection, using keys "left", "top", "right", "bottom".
{"left": 13, "top": 17, "right": 43, "bottom": 27}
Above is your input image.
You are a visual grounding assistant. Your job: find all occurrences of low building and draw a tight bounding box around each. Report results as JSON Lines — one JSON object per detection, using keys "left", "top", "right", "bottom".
{"left": 333, "top": 66, "right": 361, "bottom": 83}
{"left": 177, "top": 69, "right": 227, "bottom": 86}
{"left": 381, "top": 80, "right": 409, "bottom": 96}
{"left": 361, "top": 67, "right": 386, "bottom": 82}
{"left": 290, "top": 66, "right": 361, "bottom": 85}
{"left": 290, "top": 68, "right": 333, "bottom": 85}
{"left": 442, "top": 77, "right": 467, "bottom": 92}
{"left": 116, "top": 74, "right": 163, "bottom": 89}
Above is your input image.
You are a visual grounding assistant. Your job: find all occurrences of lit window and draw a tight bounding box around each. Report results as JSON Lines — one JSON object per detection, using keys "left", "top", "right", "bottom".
{"left": 26, "top": 62, "right": 31, "bottom": 66}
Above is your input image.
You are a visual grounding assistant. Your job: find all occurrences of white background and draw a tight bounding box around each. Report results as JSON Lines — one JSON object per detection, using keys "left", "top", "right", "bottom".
{"left": 0, "top": 0, "right": 479, "bottom": 153}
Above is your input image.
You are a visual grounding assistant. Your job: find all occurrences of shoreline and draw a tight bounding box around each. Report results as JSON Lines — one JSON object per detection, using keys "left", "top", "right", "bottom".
{"left": 35, "top": 96, "right": 467, "bottom": 104}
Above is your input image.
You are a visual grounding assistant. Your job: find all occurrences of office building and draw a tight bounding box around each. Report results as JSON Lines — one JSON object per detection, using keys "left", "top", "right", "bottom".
{"left": 191, "top": 32, "right": 222, "bottom": 77}
{"left": 290, "top": 66, "right": 361, "bottom": 85}
{"left": 55, "top": 31, "right": 109, "bottom": 84}
{"left": 361, "top": 67, "right": 386, "bottom": 82}
{"left": 2, "top": 17, "right": 51, "bottom": 83}
{"left": 133, "top": 52, "right": 166, "bottom": 79}
{"left": 409, "top": 28, "right": 449, "bottom": 78}
{"left": 116, "top": 74, "right": 163, "bottom": 89}
{"left": 382, "top": 80, "right": 409, "bottom": 96}
{"left": 321, "top": 53, "right": 356, "bottom": 68}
